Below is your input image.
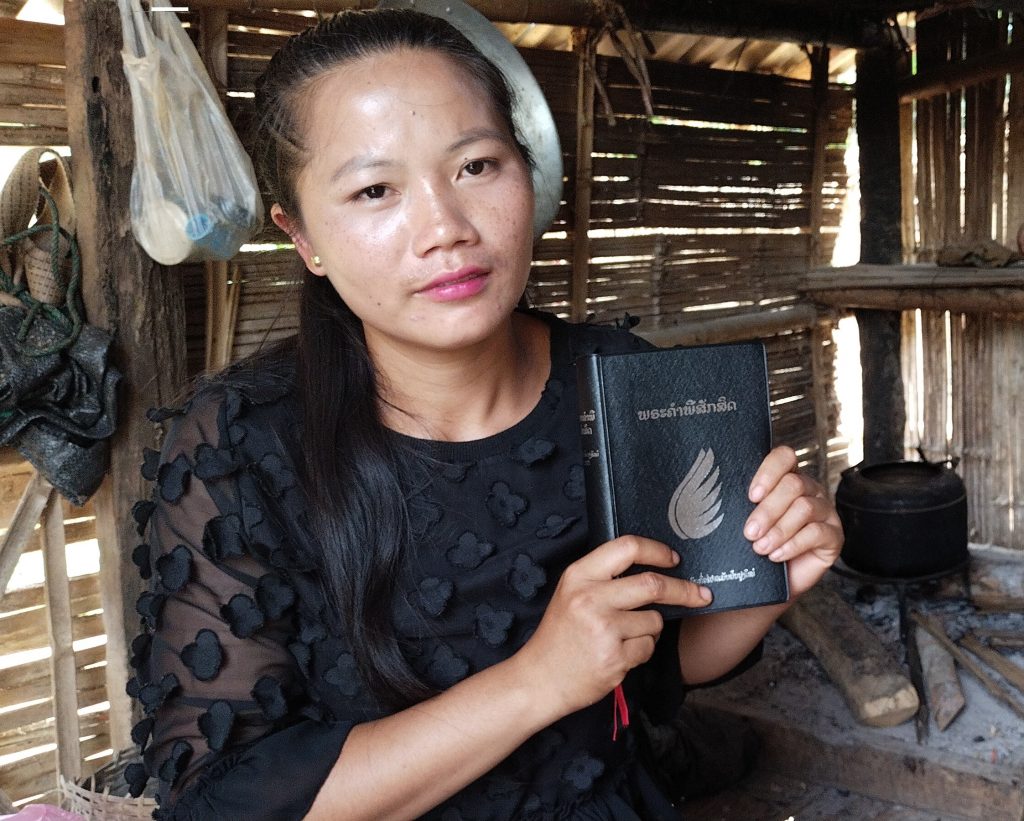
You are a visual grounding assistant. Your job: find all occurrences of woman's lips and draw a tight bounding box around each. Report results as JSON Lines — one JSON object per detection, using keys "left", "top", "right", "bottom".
{"left": 418, "top": 267, "right": 489, "bottom": 301}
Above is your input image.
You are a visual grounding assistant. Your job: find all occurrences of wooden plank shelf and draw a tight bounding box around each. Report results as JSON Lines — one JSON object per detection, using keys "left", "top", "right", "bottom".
{"left": 805, "top": 263, "right": 1024, "bottom": 290}
{"left": 803, "top": 264, "right": 1024, "bottom": 315}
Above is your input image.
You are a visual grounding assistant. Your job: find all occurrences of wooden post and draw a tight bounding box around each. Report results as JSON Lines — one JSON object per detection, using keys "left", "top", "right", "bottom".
{"left": 899, "top": 101, "right": 916, "bottom": 260}
{"left": 807, "top": 46, "right": 830, "bottom": 268}
{"left": 64, "top": 0, "right": 189, "bottom": 750}
{"left": 810, "top": 320, "right": 833, "bottom": 487}
{"left": 856, "top": 42, "right": 907, "bottom": 465}
{"left": 41, "top": 488, "right": 82, "bottom": 781}
{"left": 1006, "top": 69, "right": 1024, "bottom": 247}
{"left": 569, "top": 27, "right": 596, "bottom": 323}
{"left": 198, "top": 7, "right": 229, "bottom": 94}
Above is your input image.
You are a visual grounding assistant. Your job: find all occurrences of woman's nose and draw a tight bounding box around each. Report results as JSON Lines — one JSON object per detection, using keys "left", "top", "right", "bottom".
{"left": 412, "top": 184, "right": 479, "bottom": 256}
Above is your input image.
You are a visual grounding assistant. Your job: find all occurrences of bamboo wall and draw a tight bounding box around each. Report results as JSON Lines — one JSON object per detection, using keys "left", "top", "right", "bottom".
{"left": 0, "top": 465, "right": 106, "bottom": 804}
{"left": 902, "top": 8, "right": 1024, "bottom": 549}
{"left": 0, "top": 21, "right": 66, "bottom": 147}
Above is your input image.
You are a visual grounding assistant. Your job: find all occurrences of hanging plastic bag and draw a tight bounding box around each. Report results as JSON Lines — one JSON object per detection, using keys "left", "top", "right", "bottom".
{"left": 117, "top": 0, "right": 263, "bottom": 265}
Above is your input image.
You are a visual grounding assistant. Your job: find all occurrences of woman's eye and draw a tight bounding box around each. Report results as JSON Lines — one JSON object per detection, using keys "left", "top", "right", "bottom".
{"left": 359, "top": 184, "right": 388, "bottom": 200}
{"left": 463, "top": 160, "right": 491, "bottom": 176}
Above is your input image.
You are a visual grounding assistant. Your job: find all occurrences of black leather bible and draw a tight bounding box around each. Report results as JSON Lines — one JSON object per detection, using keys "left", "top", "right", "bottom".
{"left": 576, "top": 341, "right": 789, "bottom": 618}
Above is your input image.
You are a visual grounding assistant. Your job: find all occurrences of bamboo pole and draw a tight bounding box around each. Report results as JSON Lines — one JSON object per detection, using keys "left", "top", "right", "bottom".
{"left": 40, "top": 488, "right": 82, "bottom": 781}
{"left": 810, "top": 321, "right": 832, "bottom": 486}
{"left": 569, "top": 26, "right": 596, "bottom": 323}
{"left": 0, "top": 471, "right": 53, "bottom": 599}
{"left": 807, "top": 46, "right": 829, "bottom": 268}
{"left": 899, "top": 101, "right": 916, "bottom": 261}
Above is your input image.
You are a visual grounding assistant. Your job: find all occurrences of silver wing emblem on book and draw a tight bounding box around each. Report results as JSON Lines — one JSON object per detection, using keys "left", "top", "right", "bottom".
{"left": 668, "top": 447, "right": 724, "bottom": 540}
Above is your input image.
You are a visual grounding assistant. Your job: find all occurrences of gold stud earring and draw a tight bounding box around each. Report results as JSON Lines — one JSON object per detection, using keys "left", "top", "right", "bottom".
{"left": 312, "top": 255, "right": 321, "bottom": 266}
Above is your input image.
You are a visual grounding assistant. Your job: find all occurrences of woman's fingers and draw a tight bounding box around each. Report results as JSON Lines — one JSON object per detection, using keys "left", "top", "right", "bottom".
{"left": 747, "top": 444, "right": 798, "bottom": 504}
{"left": 747, "top": 473, "right": 827, "bottom": 555}
{"left": 565, "top": 536, "right": 712, "bottom": 610}
{"left": 740, "top": 446, "right": 844, "bottom": 597}
{"left": 603, "top": 569, "right": 713, "bottom": 611}
{"left": 568, "top": 534, "right": 680, "bottom": 580}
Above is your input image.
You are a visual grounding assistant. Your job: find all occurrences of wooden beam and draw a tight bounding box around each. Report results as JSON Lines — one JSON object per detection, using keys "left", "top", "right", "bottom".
{"left": 806, "top": 263, "right": 1024, "bottom": 289}
{"left": 809, "top": 286, "right": 1024, "bottom": 316}
{"left": 900, "top": 39, "right": 1024, "bottom": 103}
{"left": 40, "top": 487, "right": 82, "bottom": 782}
{"left": 638, "top": 304, "right": 819, "bottom": 348}
{"left": 64, "top": 0, "right": 189, "bottom": 751}
{"left": 0, "top": 19, "right": 64, "bottom": 67}
{"left": 185, "top": 0, "right": 593, "bottom": 25}
{"left": 183, "top": 0, "right": 891, "bottom": 48}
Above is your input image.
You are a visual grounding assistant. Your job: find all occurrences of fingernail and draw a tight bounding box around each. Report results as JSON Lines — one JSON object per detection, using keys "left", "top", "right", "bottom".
{"left": 769, "top": 549, "right": 785, "bottom": 561}
{"left": 699, "top": 586, "right": 713, "bottom": 603}
{"left": 753, "top": 536, "right": 768, "bottom": 552}
{"left": 745, "top": 520, "right": 761, "bottom": 540}
{"left": 750, "top": 483, "right": 765, "bottom": 503}
{"left": 672, "top": 551, "right": 681, "bottom": 565}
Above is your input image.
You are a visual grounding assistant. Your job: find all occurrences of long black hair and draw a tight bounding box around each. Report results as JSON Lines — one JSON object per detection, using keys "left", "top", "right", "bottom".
{"left": 252, "top": 9, "right": 532, "bottom": 708}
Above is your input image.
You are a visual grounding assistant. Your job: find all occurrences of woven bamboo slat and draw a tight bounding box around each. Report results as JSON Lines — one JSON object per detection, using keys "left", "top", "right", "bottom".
{"left": 0, "top": 574, "right": 98, "bottom": 615}
{"left": 921, "top": 310, "right": 950, "bottom": 459}
{"left": 0, "top": 719, "right": 110, "bottom": 804}
{"left": 0, "top": 667, "right": 106, "bottom": 747}
{"left": 0, "top": 643, "right": 104, "bottom": 703}
{"left": 1, "top": 610, "right": 104, "bottom": 659}
{"left": 0, "top": 127, "right": 67, "bottom": 146}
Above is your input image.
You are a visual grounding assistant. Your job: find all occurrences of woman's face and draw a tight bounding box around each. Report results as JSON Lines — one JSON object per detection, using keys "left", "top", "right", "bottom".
{"left": 278, "top": 48, "right": 536, "bottom": 359}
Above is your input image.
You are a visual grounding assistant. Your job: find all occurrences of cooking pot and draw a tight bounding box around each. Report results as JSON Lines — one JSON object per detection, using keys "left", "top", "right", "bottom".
{"left": 836, "top": 459, "right": 968, "bottom": 579}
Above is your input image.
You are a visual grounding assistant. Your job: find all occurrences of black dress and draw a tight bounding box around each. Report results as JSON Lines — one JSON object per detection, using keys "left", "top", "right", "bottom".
{"left": 128, "top": 312, "right": 689, "bottom": 820}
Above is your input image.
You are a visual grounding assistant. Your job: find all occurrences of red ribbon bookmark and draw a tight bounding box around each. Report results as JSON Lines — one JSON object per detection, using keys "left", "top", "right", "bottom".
{"left": 611, "top": 683, "right": 630, "bottom": 740}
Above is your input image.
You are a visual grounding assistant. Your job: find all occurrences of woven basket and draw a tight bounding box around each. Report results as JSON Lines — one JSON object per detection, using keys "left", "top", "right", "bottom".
{"left": 59, "top": 749, "right": 157, "bottom": 821}
{"left": 59, "top": 776, "right": 156, "bottom": 821}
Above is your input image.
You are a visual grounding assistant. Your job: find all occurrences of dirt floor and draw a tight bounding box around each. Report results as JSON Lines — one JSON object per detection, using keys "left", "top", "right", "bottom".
{"left": 683, "top": 770, "right": 964, "bottom": 820}
{"left": 685, "top": 545, "right": 1024, "bottom": 821}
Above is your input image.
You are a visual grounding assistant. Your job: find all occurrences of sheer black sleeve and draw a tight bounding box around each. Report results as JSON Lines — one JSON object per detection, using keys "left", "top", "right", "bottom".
{"left": 126, "top": 387, "right": 352, "bottom": 820}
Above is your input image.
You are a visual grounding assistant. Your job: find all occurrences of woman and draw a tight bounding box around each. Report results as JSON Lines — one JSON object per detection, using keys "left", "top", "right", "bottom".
{"left": 127, "top": 9, "right": 842, "bottom": 820}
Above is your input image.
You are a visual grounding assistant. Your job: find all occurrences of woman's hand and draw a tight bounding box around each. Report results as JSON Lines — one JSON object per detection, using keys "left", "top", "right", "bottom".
{"left": 744, "top": 445, "right": 843, "bottom": 598}
{"left": 516, "top": 537, "right": 711, "bottom": 719}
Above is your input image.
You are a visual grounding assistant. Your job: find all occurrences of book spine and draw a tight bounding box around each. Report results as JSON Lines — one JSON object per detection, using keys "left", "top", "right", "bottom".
{"left": 576, "top": 354, "right": 617, "bottom": 545}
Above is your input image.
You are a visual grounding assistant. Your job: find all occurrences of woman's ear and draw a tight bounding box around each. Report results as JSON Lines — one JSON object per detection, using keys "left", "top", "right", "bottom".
{"left": 270, "top": 203, "right": 324, "bottom": 276}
